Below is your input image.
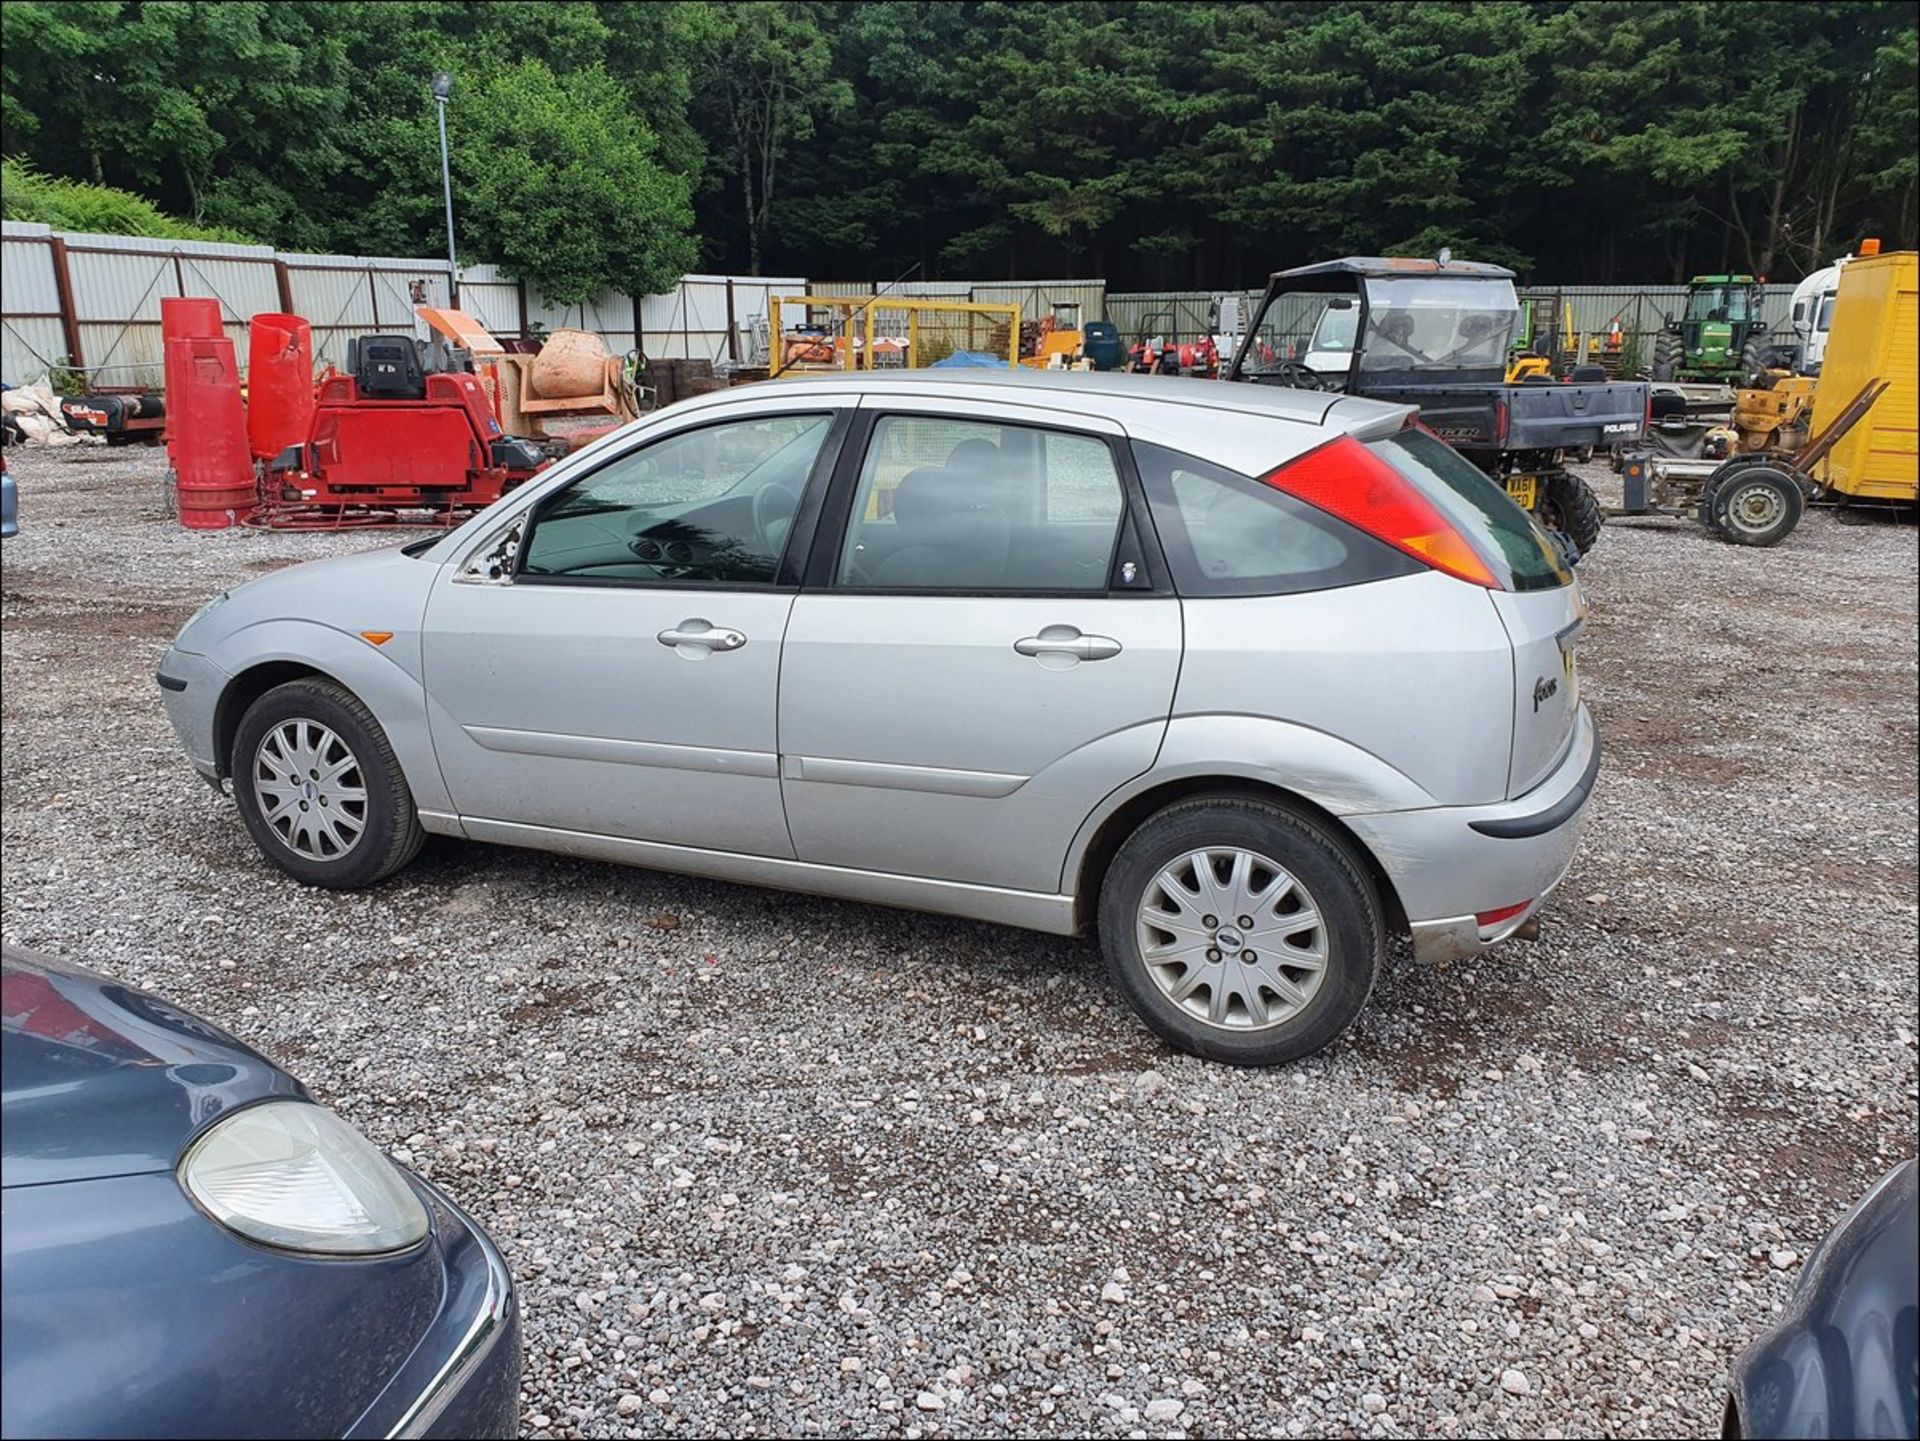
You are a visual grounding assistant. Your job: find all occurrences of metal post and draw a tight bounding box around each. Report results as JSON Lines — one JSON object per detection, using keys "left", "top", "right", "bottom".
{"left": 47, "top": 236, "right": 85, "bottom": 375}
{"left": 432, "top": 73, "right": 458, "bottom": 305}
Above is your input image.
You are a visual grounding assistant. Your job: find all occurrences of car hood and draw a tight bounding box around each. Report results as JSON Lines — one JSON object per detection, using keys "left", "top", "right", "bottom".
{"left": 1, "top": 946, "right": 302, "bottom": 1188}
{"left": 170, "top": 541, "right": 437, "bottom": 656}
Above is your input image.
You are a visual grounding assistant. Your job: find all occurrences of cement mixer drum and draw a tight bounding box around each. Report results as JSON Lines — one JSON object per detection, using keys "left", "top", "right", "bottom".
{"left": 529, "top": 328, "right": 611, "bottom": 400}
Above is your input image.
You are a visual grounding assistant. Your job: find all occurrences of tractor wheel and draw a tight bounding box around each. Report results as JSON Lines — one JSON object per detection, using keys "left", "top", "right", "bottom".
{"left": 1651, "top": 332, "right": 1682, "bottom": 382}
{"left": 1738, "top": 337, "right": 1766, "bottom": 384}
{"left": 1708, "top": 463, "right": 1804, "bottom": 547}
{"left": 1538, "top": 470, "right": 1602, "bottom": 557}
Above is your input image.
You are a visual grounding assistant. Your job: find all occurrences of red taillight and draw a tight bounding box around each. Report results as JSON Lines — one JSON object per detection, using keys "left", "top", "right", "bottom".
{"left": 1494, "top": 396, "right": 1510, "bottom": 443}
{"left": 1475, "top": 901, "right": 1532, "bottom": 928}
{"left": 1259, "top": 435, "right": 1501, "bottom": 588}
{"left": 1643, "top": 389, "right": 1652, "bottom": 433}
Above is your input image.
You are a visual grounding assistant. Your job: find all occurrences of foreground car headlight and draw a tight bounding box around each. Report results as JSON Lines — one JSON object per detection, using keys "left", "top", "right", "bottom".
{"left": 179, "top": 1101, "right": 429, "bottom": 1255}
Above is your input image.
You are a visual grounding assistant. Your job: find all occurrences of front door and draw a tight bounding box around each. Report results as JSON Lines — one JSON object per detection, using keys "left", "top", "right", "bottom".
{"left": 422, "top": 405, "right": 847, "bottom": 857}
{"left": 778, "top": 403, "right": 1182, "bottom": 893}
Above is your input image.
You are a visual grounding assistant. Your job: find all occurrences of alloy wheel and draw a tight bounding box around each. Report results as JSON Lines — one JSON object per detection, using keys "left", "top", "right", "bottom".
{"left": 1134, "top": 847, "right": 1329, "bottom": 1030}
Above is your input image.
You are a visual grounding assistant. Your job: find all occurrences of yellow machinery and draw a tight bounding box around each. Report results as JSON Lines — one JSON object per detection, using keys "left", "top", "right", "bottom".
{"left": 767, "top": 295, "right": 1021, "bottom": 374}
{"left": 1733, "top": 373, "right": 1816, "bottom": 454}
{"left": 1504, "top": 295, "right": 1576, "bottom": 381}
{"left": 1020, "top": 302, "right": 1087, "bottom": 369}
{"left": 1811, "top": 249, "right": 1917, "bottom": 500}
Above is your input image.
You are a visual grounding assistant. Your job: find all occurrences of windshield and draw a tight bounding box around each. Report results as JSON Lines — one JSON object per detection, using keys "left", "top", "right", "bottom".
{"left": 1358, "top": 277, "right": 1518, "bottom": 373}
{"left": 1685, "top": 285, "right": 1753, "bottom": 323}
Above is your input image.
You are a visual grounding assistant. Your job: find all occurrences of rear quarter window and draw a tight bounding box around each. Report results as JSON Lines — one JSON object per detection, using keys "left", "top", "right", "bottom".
{"left": 1134, "top": 441, "right": 1421, "bottom": 598}
{"left": 1367, "top": 430, "right": 1571, "bottom": 592}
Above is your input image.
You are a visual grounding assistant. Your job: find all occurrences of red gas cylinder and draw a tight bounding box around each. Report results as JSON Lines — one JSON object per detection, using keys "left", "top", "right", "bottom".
{"left": 245, "top": 312, "right": 314, "bottom": 461}
{"left": 167, "top": 335, "right": 255, "bottom": 529}
{"left": 161, "top": 297, "right": 226, "bottom": 468}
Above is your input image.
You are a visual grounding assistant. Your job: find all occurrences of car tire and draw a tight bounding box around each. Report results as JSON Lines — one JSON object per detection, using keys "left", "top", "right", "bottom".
{"left": 1539, "top": 469, "right": 1603, "bottom": 557}
{"left": 231, "top": 678, "right": 424, "bottom": 889}
{"left": 1097, "top": 795, "right": 1382, "bottom": 1067}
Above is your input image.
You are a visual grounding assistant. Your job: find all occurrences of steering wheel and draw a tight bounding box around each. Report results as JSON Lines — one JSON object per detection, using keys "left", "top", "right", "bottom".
{"left": 753, "top": 482, "right": 801, "bottom": 554}
{"left": 1273, "top": 358, "right": 1332, "bottom": 390}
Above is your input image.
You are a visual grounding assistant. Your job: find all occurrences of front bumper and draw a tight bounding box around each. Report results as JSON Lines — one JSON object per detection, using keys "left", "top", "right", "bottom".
{"left": 1347, "top": 705, "right": 1600, "bottom": 963}
{"left": 348, "top": 1175, "right": 522, "bottom": 1440}
{"left": 155, "top": 644, "right": 230, "bottom": 783}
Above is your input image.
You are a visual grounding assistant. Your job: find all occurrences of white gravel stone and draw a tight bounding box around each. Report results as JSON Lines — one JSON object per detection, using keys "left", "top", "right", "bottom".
{"left": 1501, "top": 1369, "right": 1532, "bottom": 1396}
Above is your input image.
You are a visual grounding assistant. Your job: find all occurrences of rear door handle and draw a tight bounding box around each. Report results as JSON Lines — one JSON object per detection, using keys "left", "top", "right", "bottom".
{"left": 657, "top": 619, "right": 747, "bottom": 654}
{"left": 1014, "top": 626, "right": 1123, "bottom": 662}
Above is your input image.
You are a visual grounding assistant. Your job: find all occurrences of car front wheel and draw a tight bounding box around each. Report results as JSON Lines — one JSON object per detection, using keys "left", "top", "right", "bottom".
{"left": 1098, "top": 796, "right": 1382, "bottom": 1066}
{"left": 230, "top": 678, "right": 424, "bottom": 888}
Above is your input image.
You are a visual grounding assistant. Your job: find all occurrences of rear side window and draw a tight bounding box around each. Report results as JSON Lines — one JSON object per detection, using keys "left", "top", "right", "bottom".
{"left": 1367, "top": 430, "right": 1570, "bottom": 592}
{"left": 1134, "top": 442, "right": 1420, "bottom": 597}
{"left": 837, "top": 415, "right": 1126, "bottom": 591}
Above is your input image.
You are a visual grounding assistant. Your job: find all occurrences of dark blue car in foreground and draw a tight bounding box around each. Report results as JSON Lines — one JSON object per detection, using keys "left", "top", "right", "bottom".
{"left": 1726, "top": 1158, "right": 1918, "bottom": 1440}
{"left": 0, "top": 946, "right": 520, "bottom": 1439}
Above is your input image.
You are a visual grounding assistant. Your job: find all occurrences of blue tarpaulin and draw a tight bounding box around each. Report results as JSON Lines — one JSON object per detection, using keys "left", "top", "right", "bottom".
{"left": 929, "top": 350, "right": 1010, "bottom": 369}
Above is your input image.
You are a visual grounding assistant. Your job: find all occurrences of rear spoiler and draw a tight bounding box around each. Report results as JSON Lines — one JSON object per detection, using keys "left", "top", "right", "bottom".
{"left": 1325, "top": 396, "right": 1421, "bottom": 441}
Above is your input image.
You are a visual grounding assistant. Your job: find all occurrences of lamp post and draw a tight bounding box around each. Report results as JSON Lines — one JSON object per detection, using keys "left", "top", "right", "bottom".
{"left": 431, "top": 71, "right": 457, "bottom": 303}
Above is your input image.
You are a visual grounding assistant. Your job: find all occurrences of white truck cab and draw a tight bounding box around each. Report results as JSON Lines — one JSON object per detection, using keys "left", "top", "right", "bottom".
{"left": 1790, "top": 253, "right": 1852, "bottom": 373}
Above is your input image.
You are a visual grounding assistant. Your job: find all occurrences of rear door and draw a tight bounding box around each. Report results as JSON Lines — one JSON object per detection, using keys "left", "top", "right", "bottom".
{"left": 777, "top": 400, "right": 1181, "bottom": 893}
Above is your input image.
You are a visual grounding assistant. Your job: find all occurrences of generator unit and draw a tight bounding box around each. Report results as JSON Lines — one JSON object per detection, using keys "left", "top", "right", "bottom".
{"left": 265, "top": 335, "right": 550, "bottom": 515}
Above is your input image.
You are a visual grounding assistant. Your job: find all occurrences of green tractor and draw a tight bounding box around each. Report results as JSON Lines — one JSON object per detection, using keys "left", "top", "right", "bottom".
{"left": 1650, "top": 275, "right": 1769, "bottom": 382}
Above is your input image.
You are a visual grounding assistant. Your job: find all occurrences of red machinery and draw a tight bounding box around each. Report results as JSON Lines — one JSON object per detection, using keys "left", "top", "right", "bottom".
{"left": 254, "top": 334, "right": 551, "bottom": 528}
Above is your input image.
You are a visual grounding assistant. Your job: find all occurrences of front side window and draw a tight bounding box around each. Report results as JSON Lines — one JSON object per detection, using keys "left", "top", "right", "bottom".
{"left": 1237, "top": 293, "right": 1358, "bottom": 377}
{"left": 1135, "top": 442, "right": 1419, "bottom": 597}
{"left": 838, "top": 415, "right": 1125, "bottom": 591}
{"left": 519, "top": 413, "right": 832, "bottom": 584}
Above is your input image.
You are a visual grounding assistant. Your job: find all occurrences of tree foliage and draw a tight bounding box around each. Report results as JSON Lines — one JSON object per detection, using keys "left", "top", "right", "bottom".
{"left": 0, "top": 156, "right": 254, "bottom": 242}
{"left": 3, "top": 1, "right": 1915, "bottom": 291}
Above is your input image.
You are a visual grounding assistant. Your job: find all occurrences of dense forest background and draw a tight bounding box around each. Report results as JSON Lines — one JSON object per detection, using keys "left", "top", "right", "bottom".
{"left": 3, "top": 1, "right": 1915, "bottom": 301}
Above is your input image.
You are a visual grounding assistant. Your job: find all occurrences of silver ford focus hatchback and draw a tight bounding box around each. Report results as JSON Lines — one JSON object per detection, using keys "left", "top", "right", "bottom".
{"left": 159, "top": 370, "right": 1597, "bottom": 1066}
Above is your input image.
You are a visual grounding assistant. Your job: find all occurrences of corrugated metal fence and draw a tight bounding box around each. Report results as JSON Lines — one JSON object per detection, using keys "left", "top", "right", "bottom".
{"left": 2, "top": 225, "right": 1810, "bottom": 390}
{"left": 0, "top": 220, "right": 806, "bottom": 388}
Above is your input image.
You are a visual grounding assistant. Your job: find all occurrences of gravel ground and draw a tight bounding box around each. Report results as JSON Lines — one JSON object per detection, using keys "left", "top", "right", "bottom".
{"left": 3, "top": 442, "right": 1916, "bottom": 1440}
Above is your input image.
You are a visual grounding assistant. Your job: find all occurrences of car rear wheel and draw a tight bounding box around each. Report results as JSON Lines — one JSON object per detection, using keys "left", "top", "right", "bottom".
{"left": 1098, "top": 796, "right": 1382, "bottom": 1066}
{"left": 231, "top": 678, "right": 424, "bottom": 888}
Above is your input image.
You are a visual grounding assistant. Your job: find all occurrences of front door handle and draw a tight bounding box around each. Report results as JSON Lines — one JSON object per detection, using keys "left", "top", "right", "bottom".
{"left": 657, "top": 619, "right": 747, "bottom": 655}
{"left": 1014, "top": 626, "right": 1123, "bottom": 662}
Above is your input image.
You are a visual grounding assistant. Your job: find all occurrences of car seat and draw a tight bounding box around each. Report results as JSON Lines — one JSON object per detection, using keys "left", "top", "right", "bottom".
{"left": 868, "top": 466, "right": 1009, "bottom": 588}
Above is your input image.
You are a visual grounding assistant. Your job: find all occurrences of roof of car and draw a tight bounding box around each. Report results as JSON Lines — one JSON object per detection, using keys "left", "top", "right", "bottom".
{"left": 1270, "top": 256, "right": 1516, "bottom": 281}
{"left": 759, "top": 365, "right": 1411, "bottom": 430}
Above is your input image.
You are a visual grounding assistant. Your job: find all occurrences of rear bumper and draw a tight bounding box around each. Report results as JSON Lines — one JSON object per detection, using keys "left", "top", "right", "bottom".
{"left": 1347, "top": 705, "right": 1599, "bottom": 963}
{"left": 348, "top": 1175, "right": 521, "bottom": 1440}
{"left": 156, "top": 645, "right": 229, "bottom": 782}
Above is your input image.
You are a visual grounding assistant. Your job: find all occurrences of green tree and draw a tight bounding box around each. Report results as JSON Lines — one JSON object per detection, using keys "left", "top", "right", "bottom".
{"left": 453, "top": 61, "right": 696, "bottom": 302}
{"left": 693, "top": 1, "right": 852, "bottom": 274}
